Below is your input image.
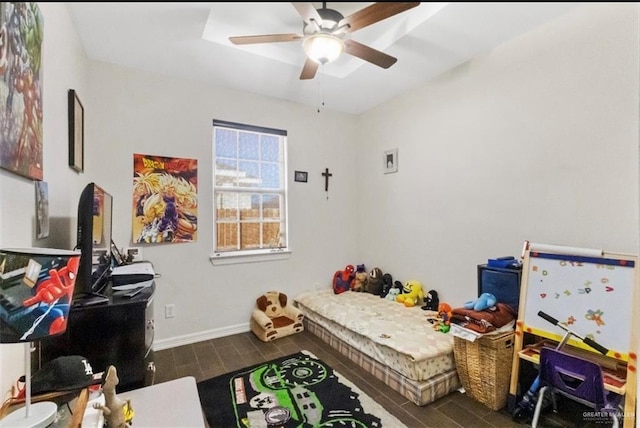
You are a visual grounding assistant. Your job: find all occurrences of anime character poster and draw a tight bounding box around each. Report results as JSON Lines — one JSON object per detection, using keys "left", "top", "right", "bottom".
{"left": 0, "top": 3, "right": 44, "bottom": 180}
{"left": 132, "top": 153, "right": 198, "bottom": 244}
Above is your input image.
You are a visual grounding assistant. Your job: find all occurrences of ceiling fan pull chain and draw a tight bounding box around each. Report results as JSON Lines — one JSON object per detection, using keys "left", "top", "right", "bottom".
{"left": 316, "top": 68, "right": 325, "bottom": 113}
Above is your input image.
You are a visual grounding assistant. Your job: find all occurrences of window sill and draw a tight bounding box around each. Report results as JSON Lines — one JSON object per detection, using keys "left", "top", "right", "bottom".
{"left": 209, "top": 249, "right": 291, "bottom": 266}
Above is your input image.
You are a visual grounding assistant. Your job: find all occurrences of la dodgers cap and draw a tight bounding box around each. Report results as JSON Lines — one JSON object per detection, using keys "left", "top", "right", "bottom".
{"left": 20, "top": 355, "right": 102, "bottom": 395}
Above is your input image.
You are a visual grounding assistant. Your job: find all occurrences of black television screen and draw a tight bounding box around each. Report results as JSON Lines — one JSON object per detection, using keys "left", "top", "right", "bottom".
{"left": 74, "top": 183, "right": 113, "bottom": 302}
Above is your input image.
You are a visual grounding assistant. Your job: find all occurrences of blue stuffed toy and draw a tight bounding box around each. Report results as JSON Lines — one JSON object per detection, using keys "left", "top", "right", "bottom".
{"left": 464, "top": 292, "right": 497, "bottom": 311}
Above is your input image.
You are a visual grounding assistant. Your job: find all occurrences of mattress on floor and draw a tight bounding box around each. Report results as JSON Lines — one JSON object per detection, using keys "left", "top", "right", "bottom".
{"left": 304, "top": 316, "right": 460, "bottom": 406}
{"left": 294, "top": 289, "right": 456, "bottom": 381}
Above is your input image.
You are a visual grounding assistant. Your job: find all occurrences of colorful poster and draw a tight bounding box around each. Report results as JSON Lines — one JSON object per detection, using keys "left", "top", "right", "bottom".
{"left": 132, "top": 153, "right": 198, "bottom": 244}
{"left": 0, "top": 3, "right": 44, "bottom": 180}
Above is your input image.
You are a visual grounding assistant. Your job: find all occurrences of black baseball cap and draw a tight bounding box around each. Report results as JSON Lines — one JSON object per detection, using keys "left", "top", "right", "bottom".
{"left": 21, "top": 355, "right": 102, "bottom": 395}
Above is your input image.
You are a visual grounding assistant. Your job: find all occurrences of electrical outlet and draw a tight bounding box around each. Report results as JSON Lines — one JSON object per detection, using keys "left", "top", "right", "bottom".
{"left": 165, "top": 304, "right": 175, "bottom": 318}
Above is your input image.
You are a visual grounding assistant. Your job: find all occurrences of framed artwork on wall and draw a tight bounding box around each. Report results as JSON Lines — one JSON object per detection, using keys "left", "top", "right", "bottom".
{"left": 0, "top": 3, "right": 44, "bottom": 180}
{"left": 384, "top": 148, "right": 398, "bottom": 174}
{"left": 294, "top": 171, "right": 308, "bottom": 182}
{"left": 68, "top": 89, "right": 84, "bottom": 172}
{"left": 35, "top": 181, "right": 49, "bottom": 239}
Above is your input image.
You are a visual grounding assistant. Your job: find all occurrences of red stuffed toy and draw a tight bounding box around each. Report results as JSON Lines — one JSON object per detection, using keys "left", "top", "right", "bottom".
{"left": 333, "top": 264, "right": 355, "bottom": 294}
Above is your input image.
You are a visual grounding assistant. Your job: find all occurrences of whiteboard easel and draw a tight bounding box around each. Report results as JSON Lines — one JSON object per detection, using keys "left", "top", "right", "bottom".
{"left": 509, "top": 242, "right": 638, "bottom": 428}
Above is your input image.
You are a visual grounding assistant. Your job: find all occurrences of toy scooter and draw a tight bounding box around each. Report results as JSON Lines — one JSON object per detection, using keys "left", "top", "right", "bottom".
{"left": 512, "top": 310, "right": 609, "bottom": 423}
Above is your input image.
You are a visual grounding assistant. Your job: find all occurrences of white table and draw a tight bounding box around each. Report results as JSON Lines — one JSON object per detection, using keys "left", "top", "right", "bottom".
{"left": 81, "top": 377, "right": 206, "bottom": 427}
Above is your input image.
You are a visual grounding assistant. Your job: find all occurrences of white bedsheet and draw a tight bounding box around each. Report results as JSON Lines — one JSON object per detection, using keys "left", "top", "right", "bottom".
{"left": 294, "top": 289, "right": 456, "bottom": 381}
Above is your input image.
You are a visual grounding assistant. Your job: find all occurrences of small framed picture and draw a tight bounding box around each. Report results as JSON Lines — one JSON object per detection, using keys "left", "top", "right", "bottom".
{"left": 294, "top": 170, "right": 308, "bottom": 182}
{"left": 384, "top": 148, "right": 398, "bottom": 174}
{"left": 68, "top": 89, "right": 84, "bottom": 172}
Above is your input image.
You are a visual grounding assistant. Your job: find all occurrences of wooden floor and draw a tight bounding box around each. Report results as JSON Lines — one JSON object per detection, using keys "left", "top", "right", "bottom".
{"left": 153, "top": 330, "right": 604, "bottom": 428}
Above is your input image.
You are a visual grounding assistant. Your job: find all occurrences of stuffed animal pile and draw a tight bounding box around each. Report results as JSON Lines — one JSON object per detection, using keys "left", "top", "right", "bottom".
{"left": 330, "top": 265, "right": 437, "bottom": 311}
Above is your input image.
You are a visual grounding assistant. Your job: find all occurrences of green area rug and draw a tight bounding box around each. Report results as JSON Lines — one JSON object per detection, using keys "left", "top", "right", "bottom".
{"left": 197, "top": 350, "right": 406, "bottom": 427}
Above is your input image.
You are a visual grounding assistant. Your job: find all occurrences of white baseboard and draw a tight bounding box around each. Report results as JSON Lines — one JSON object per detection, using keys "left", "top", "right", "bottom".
{"left": 152, "top": 322, "right": 250, "bottom": 351}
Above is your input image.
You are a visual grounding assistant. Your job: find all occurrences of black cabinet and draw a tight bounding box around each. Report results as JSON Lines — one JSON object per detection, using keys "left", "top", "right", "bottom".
{"left": 39, "top": 283, "right": 155, "bottom": 392}
{"left": 477, "top": 264, "right": 522, "bottom": 315}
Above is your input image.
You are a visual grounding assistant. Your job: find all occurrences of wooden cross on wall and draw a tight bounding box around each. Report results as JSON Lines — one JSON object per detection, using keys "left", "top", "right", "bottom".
{"left": 322, "top": 168, "right": 332, "bottom": 199}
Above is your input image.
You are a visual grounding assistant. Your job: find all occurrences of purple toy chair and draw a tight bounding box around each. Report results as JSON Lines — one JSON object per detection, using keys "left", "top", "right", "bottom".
{"left": 531, "top": 347, "right": 622, "bottom": 427}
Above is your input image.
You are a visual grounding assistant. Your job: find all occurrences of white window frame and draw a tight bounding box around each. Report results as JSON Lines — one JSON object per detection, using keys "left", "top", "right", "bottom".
{"left": 210, "top": 119, "right": 290, "bottom": 265}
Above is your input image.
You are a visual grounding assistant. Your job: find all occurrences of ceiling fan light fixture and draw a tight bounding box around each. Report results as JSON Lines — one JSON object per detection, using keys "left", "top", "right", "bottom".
{"left": 303, "top": 33, "right": 344, "bottom": 65}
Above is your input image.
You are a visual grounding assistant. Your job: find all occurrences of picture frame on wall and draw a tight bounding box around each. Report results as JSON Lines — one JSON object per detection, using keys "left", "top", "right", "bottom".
{"left": 384, "top": 148, "right": 398, "bottom": 174}
{"left": 35, "top": 181, "right": 49, "bottom": 239}
{"left": 68, "top": 89, "right": 84, "bottom": 172}
{"left": 294, "top": 171, "right": 308, "bottom": 182}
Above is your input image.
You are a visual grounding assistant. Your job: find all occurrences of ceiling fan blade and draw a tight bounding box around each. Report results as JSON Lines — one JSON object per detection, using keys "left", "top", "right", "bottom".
{"left": 299, "top": 58, "right": 319, "bottom": 80}
{"left": 291, "top": 2, "right": 322, "bottom": 25}
{"left": 343, "top": 39, "right": 397, "bottom": 69}
{"left": 229, "top": 33, "right": 303, "bottom": 45}
{"left": 339, "top": 2, "right": 420, "bottom": 34}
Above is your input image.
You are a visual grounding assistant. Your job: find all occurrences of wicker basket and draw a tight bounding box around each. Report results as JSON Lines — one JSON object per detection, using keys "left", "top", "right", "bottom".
{"left": 453, "top": 330, "right": 515, "bottom": 410}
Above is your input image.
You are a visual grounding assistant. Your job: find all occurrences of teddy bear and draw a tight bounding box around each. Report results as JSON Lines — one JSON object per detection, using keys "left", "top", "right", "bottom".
{"left": 251, "top": 291, "right": 304, "bottom": 341}
{"left": 396, "top": 280, "right": 424, "bottom": 307}
{"left": 385, "top": 287, "right": 401, "bottom": 302}
{"left": 365, "top": 267, "right": 383, "bottom": 295}
{"left": 350, "top": 264, "right": 368, "bottom": 292}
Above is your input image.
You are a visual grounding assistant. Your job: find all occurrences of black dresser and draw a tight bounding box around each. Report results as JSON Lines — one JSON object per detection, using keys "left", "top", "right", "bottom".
{"left": 39, "top": 282, "right": 155, "bottom": 392}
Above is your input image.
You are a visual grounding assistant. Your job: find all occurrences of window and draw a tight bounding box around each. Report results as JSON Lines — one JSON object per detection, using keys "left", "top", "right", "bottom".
{"left": 212, "top": 120, "right": 288, "bottom": 263}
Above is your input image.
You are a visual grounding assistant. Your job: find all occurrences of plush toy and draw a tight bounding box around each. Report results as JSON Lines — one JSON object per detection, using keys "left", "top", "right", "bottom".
{"left": 332, "top": 265, "right": 355, "bottom": 294}
{"left": 396, "top": 280, "right": 424, "bottom": 307}
{"left": 464, "top": 292, "right": 497, "bottom": 311}
{"left": 385, "top": 287, "right": 401, "bottom": 302}
{"left": 351, "top": 264, "right": 368, "bottom": 292}
{"left": 421, "top": 289, "right": 439, "bottom": 311}
{"left": 365, "top": 267, "right": 383, "bottom": 295}
{"left": 380, "top": 273, "right": 394, "bottom": 298}
{"left": 433, "top": 302, "right": 453, "bottom": 333}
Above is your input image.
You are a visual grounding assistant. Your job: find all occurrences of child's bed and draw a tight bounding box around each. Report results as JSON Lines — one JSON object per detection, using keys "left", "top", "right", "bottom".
{"left": 294, "top": 289, "right": 460, "bottom": 406}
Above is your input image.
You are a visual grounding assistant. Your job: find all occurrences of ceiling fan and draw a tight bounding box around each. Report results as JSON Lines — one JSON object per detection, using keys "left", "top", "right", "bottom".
{"left": 229, "top": 2, "right": 421, "bottom": 80}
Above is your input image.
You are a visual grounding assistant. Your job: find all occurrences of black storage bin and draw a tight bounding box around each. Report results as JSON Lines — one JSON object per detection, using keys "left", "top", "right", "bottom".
{"left": 477, "top": 264, "right": 522, "bottom": 315}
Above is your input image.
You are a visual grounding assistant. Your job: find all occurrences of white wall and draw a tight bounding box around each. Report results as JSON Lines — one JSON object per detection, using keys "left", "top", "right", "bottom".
{"left": 84, "top": 63, "right": 360, "bottom": 347}
{"left": 0, "top": 2, "right": 89, "bottom": 400}
{"left": 356, "top": 3, "right": 640, "bottom": 308}
{"left": 0, "top": 2, "right": 360, "bottom": 397}
{"left": 2, "top": 1, "right": 639, "bottom": 408}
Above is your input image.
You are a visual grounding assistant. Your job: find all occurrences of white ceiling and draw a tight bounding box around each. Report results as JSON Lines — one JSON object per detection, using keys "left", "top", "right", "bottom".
{"left": 66, "top": 2, "right": 580, "bottom": 115}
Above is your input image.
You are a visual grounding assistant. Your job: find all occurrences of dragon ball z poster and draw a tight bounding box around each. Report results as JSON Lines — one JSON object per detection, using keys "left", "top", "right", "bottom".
{"left": 132, "top": 153, "right": 198, "bottom": 244}
{"left": 0, "top": 3, "right": 44, "bottom": 180}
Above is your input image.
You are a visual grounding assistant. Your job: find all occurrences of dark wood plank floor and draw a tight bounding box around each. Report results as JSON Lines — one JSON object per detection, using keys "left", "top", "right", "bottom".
{"left": 152, "top": 330, "right": 607, "bottom": 427}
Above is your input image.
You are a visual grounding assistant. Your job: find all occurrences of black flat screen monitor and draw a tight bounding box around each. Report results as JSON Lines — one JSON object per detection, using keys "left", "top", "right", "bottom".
{"left": 74, "top": 183, "right": 113, "bottom": 303}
